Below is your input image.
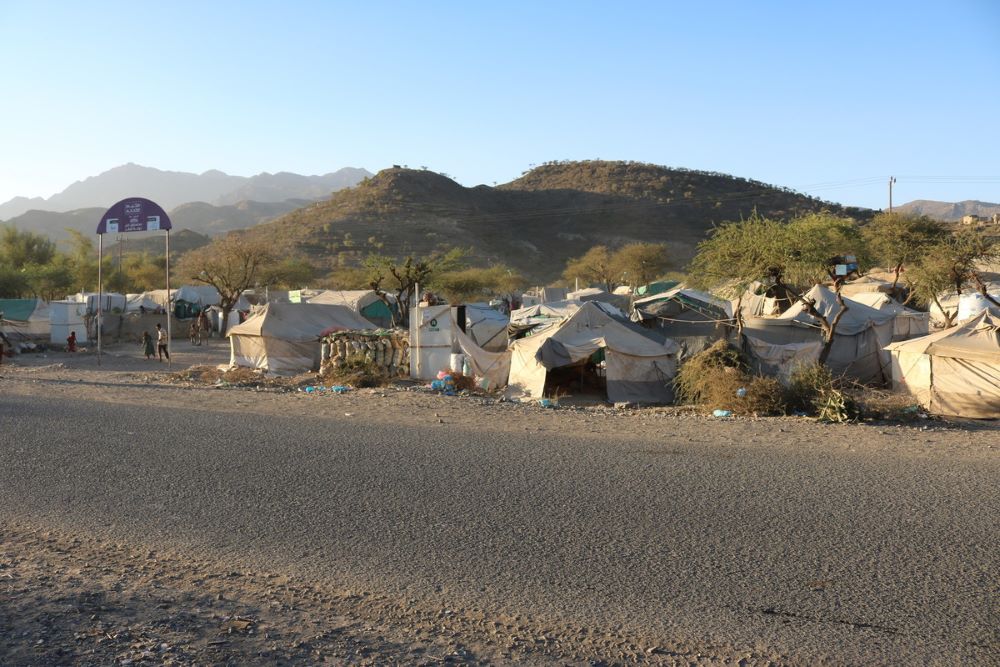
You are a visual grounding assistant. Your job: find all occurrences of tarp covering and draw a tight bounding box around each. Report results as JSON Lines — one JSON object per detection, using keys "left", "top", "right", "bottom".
{"left": 0, "top": 298, "right": 49, "bottom": 337}
{"left": 848, "top": 291, "right": 929, "bottom": 341}
{"left": 306, "top": 289, "right": 396, "bottom": 328}
{"left": 743, "top": 334, "right": 823, "bottom": 384}
{"left": 69, "top": 292, "right": 127, "bottom": 314}
{"left": 463, "top": 304, "right": 509, "bottom": 352}
{"left": 454, "top": 325, "right": 511, "bottom": 390}
{"left": 506, "top": 301, "right": 678, "bottom": 404}
{"left": 886, "top": 311, "right": 1000, "bottom": 417}
{"left": 839, "top": 275, "right": 894, "bottom": 297}
{"left": 742, "top": 285, "right": 895, "bottom": 384}
{"left": 566, "top": 287, "right": 630, "bottom": 311}
{"left": 227, "top": 302, "right": 375, "bottom": 374}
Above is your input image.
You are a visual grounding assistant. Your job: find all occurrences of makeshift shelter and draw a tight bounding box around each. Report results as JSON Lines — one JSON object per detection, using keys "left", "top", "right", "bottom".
{"left": 306, "top": 290, "right": 398, "bottom": 328}
{"left": 566, "top": 287, "right": 629, "bottom": 311}
{"left": 634, "top": 280, "right": 679, "bottom": 297}
{"left": 632, "top": 286, "right": 734, "bottom": 358}
{"left": 741, "top": 285, "right": 895, "bottom": 385}
{"left": 848, "top": 292, "right": 929, "bottom": 342}
{"left": 125, "top": 292, "right": 161, "bottom": 313}
{"left": 886, "top": 311, "right": 1000, "bottom": 417}
{"left": 227, "top": 302, "right": 375, "bottom": 375}
{"left": 509, "top": 300, "right": 629, "bottom": 340}
{"left": 520, "top": 286, "right": 569, "bottom": 307}
{"left": 506, "top": 301, "right": 679, "bottom": 404}
{"left": 69, "top": 292, "right": 126, "bottom": 314}
{"left": 49, "top": 300, "right": 88, "bottom": 345}
{"left": 0, "top": 298, "right": 50, "bottom": 338}
{"left": 463, "top": 304, "right": 509, "bottom": 351}
{"left": 839, "top": 275, "right": 894, "bottom": 298}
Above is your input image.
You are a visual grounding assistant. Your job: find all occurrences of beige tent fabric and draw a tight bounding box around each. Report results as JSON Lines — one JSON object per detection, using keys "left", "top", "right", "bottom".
{"left": 886, "top": 311, "right": 1000, "bottom": 417}
{"left": 505, "top": 302, "right": 678, "bottom": 403}
{"left": 228, "top": 303, "right": 375, "bottom": 374}
{"left": 840, "top": 275, "right": 893, "bottom": 297}
{"left": 453, "top": 326, "right": 511, "bottom": 390}
{"left": 849, "top": 291, "right": 929, "bottom": 341}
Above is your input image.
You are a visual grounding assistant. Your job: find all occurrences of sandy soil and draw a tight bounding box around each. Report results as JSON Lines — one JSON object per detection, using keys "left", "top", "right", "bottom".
{"left": 2, "top": 342, "right": 997, "bottom": 665}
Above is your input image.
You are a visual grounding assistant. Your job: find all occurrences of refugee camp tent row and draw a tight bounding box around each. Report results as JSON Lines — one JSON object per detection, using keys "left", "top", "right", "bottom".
{"left": 741, "top": 285, "right": 895, "bottom": 385}
{"left": 305, "top": 289, "right": 399, "bottom": 328}
{"left": 227, "top": 302, "right": 376, "bottom": 375}
{"left": 886, "top": 311, "right": 1000, "bottom": 417}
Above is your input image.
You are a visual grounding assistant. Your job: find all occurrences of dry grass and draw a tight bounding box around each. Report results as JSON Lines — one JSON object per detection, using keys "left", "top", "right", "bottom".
{"left": 675, "top": 341, "right": 785, "bottom": 416}
{"left": 319, "top": 358, "right": 392, "bottom": 388}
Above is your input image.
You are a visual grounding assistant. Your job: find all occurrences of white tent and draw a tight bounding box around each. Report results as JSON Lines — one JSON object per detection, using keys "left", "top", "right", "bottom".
{"left": 69, "top": 292, "right": 126, "bottom": 314}
{"left": 742, "top": 285, "right": 895, "bottom": 385}
{"left": 632, "top": 286, "right": 734, "bottom": 357}
{"left": 227, "top": 302, "right": 375, "bottom": 375}
{"left": 566, "top": 287, "right": 630, "bottom": 311}
{"left": 463, "top": 304, "right": 509, "bottom": 352}
{"left": 506, "top": 301, "right": 679, "bottom": 404}
{"left": 125, "top": 293, "right": 161, "bottom": 312}
{"left": 0, "top": 298, "right": 50, "bottom": 338}
{"left": 886, "top": 311, "right": 1000, "bottom": 417}
{"left": 305, "top": 289, "right": 397, "bottom": 328}
{"left": 839, "top": 275, "right": 894, "bottom": 297}
{"left": 848, "top": 292, "right": 929, "bottom": 341}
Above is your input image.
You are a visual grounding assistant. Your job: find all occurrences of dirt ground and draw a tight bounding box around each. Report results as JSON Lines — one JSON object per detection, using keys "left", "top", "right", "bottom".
{"left": 2, "top": 342, "right": 997, "bottom": 665}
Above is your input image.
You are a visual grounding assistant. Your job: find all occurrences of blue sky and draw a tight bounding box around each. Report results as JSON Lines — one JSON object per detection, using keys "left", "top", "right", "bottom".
{"left": 1, "top": 1, "right": 997, "bottom": 209}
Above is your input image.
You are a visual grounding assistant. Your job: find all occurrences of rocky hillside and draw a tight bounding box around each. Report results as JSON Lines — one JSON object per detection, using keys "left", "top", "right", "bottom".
{"left": 243, "top": 161, "right": 870, "bottom": 282}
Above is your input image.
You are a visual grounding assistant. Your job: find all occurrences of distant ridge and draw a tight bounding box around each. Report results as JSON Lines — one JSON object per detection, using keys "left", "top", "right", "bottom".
{"left": 895, "top": 199, "right": 1000, "bottom": 222}
{"left": 0, "top": 163, "right": 372, "bottom": 220}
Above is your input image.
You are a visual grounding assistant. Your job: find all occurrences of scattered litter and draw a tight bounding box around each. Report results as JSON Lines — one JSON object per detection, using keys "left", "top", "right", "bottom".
{"left": 537, "top": 398, "right": 555, "bottom": 408}
{"left": 712, "top": 409, "right": 732, "bottom": 418}
{"left": 736, "top": 387, "right": 747, "bottom": 398}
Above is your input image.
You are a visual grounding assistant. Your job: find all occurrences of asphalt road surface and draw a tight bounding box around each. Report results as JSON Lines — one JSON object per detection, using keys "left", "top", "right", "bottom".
{"left": 2, "top": 392, "right": 997, "bottom": 664}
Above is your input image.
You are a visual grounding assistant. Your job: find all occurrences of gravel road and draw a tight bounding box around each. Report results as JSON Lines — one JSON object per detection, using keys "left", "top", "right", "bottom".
{"left": 1, "top": 375, "right": 998, "bottom": 664}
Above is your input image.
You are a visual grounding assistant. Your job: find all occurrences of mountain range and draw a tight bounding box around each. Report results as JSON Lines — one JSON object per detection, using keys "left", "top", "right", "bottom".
{"left": 0, "top": 163, "right": 371, "bottom": 221}
{"left": 894, "top": 199, "right": 1000, "bottom": 221}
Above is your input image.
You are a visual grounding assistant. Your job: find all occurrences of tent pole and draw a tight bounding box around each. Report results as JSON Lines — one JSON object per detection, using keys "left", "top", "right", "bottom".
{"left": 165, "top": 229, "right": 171, "bottom": 369}
{"left": 97, "top": 233, "right": 103, "bottom": 366}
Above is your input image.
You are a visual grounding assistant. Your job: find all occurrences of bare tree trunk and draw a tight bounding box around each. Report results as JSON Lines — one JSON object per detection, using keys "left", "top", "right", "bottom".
{"left": 220, "top": 303, "right": 232, "bottom": 337}
{"left": 973, "top": 273, "right": 1000, "bottom": 308}
{"left": 931, "top": 294, "right": 956, "bottom": 328}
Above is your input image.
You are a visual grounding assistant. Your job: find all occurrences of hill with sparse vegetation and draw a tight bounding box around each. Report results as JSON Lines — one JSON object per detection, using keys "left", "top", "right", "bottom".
{"left": 243, "top": 160, "right": 871, "bottom": 282}
{"left": 895, "top": 199, "right": 1000, "bottom": 222}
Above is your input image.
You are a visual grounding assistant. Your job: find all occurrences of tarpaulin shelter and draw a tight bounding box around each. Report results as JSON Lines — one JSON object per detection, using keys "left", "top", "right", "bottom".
{"left": 520, "top": 286, "right": 569, "bottom": 307}
{"left": 509, "top": 300, "right": 627, "bottom": 339}
{"left": 506, "top": 301, "right": 679, "bottom": 404}
{"left": 886, "top": 311, "right": 1000, "bottom": 417}
{"left": 227, "top": 302, "right": 375, "bottom": 375}
{"left": 463, "top": 304, "right": 509, "bottom": 351}
{"left": 69, "top": 292, "right": 126, "bottom": 314}
{"left": 741, "top": 285, "right": 895, "bottom": 385}
{"left": 632, "top": 286, "right": 734, "bottom": 358}
{"left": 305, "top": 289, "right": 397, "bottom": 328}
{"left": 566, "top": 287, "right": 630, "bottom": 311}
{"left": 848, "top": 292, "right": 929, "bottom": 342}
{"left": 839, "top": 275, "right": 894, "bottom": 297}
{"left": 0, "top": 298, "right": 50, "bottom": 338}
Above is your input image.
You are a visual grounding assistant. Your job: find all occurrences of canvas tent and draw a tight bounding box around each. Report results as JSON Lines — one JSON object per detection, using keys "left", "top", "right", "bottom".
{"left": 520, "top": 286, "right": 569, "bottom": 307}
{"left": 886, "top": 311, "right": 1000, "bottom": 417}
{"left": 306, "top": 289, "right": 397, "bottom": 328}
{"left": 566, "top": 287, "right": 629, "bottom": 311}
{"left": 0, "top": 298, "right": 50, "bottom": 338}
{"left": 69, "top": 292, "right": 126, "bottom": 314}
{"left": 839, "top": 275, "right": 894, "bottom": 298}
{"left": 463, "top": 304, "right": 509, "bottom": 351}
{"left": 632, "top": 286, "right": 734, "bottom": 358}
{"left": 741, "top": 285, "right": 895, "bottom": 385}
{"left": 506, "top": 301, "right": 679, "bottom": 404}
{"left": 509, "top": 300, "right": 628, "bottom": 339}
{"left": 848, "top": 292, "right": 929, "bottom": 341}
{"left": 227, "top": 302, "right": 375, "bottom": 375}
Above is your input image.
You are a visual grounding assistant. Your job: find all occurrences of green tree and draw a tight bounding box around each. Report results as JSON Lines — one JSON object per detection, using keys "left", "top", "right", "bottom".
{"left": 611, "top": 242, "right": 670, "bottom": 287}
{"left": 259, "top": 257, "right": 316, "bottom": 289}
{"left": 862, "top": 212, "right": 946, "bottom": 292}
{"left": 430, "top": 264, "right": 527, "bottom": 303}
{"left": 0, "top": 226, "right": 56, "bottom": 268}
{"left": 177, "top": 235, "right": 276, "bottom": 335}
{"left": 562, "top": 245, "right": 616, "bottom": 292}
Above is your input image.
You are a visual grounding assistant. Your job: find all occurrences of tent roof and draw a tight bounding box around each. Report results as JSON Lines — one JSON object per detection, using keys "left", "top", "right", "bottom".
{"left": 886, "top": 311, "right": 1000, "bottom": 363}
{"left": 633, "top": 285, "right": 734, "bottom": 317}
{"left": 306, "top": 289, "right": 394, "bottom": 310}
{"left": 527, "top": 301, "right": 679, "bottom": 363}
{"left": 0, "top": 298, "right": 44, "bottom": 321}
{"left": 848, "top": 291, "right": 926, "bottom": 318}
{"left": 227, "top": 302, "right": 375, "bottom": 341}
{"left": 775, "top": 284, "right": 895, "bottom": 335}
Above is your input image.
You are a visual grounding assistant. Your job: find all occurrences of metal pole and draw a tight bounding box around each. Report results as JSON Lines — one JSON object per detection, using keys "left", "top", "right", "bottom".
{"left": 97, "top": 233, "right": 103, "bottom": 365}
{"left": 888, "top": 176, "right": 896, "bottom": 212}
{"left": 165, "top": 229, "right": 171, "bottom": 368}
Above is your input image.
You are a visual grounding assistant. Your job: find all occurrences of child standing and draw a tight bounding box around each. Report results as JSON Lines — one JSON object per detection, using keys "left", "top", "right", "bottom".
{"left": 141, "top": 331, "right": 155, "bottom": 360}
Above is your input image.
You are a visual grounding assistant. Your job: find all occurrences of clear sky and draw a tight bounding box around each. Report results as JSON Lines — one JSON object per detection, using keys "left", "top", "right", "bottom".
{"left": 1, "top": 1, "right": 997, "bottom": 209}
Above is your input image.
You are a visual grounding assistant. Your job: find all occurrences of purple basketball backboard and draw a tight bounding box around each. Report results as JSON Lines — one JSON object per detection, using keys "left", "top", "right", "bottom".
{"left": 97, "top": 197, "right": 172, "bottom": 234}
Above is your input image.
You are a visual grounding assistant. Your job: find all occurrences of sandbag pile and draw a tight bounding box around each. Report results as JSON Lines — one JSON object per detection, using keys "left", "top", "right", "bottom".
{"left": 320, "top": 330, "right": 409, "bottom": 376}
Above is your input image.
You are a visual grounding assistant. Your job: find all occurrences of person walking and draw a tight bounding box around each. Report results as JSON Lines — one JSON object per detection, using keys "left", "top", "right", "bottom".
{"left": 141, "top": 331, "right": 155, "bottom": 360}
{"left": 155, "top": 323, "right": 170, "bottom": 362}
{"left": 66, "top": 330, "right": 77, "bottom": 352}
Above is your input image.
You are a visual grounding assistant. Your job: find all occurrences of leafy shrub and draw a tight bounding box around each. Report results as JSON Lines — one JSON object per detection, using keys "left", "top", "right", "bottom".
{"left": 675, "top": 341, "right": 785, "bottom": 416}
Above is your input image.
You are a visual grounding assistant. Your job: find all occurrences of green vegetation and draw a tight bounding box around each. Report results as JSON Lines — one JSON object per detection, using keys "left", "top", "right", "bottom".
{"left": 561, "top": 242, "right": 670, "bottom": 291}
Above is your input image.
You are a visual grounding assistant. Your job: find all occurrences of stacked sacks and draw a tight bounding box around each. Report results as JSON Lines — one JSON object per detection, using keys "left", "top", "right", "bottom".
{"left": 320, "top": 330, "right": 410, "bottom": 377}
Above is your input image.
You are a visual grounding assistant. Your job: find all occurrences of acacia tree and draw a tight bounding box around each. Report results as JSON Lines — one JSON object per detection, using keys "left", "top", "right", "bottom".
{"left": 430, "top": 264, "right": 526, "bottom": 303}
{"left": 688, "top": 212, "right": 868, "bottom": 363}
{"left": 562, "top": 245, "right": 616, "bottom": 291}
{"left": 364, "top": 247, "right": 466, "bottom": 325}
{"left": 861, "top": 212, "right": 946, "bottom": 293}
{"left": 177, "top": 235, "right": 275, "bottom": 335}
{"left": 612, "top": 242, "right": 670, "bottom": 287}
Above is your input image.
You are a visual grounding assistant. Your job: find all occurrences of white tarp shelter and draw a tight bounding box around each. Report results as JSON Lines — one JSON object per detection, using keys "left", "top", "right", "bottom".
{"left": 506, "top": 301, "right": 679, "bottom": 404}
{"left": 848, "top": 292, "right": 930, "bottom": 342}
{"left": 886, "top": 311, "right": 1000, "bottom": 418}
{"left": 742, "top": 285, "right": 895, "bottom": 385}
{"left": 306, "top": 289, "right": 397, "bottom": 328}
{"left": 566, "top": 287, "right": 630, "bottom": 311}
{"left": 0, "top": 298, "right": 50, "bottom": 338}
{"left": 227, "top": 302, "right": 375, "bottom": 375}
{"left": 463, "top": 304, "right": 509, "bottom": 352}
{"left": 69, "top": 292, "right": 126, "bottom": 314}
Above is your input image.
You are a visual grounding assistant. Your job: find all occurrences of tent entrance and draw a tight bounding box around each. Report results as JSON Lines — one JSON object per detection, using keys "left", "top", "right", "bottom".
{"left": 543, "top": 353, "right": 607, "bottom": 404}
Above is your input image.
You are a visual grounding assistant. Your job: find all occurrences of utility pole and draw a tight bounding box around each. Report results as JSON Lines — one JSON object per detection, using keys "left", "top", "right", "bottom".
{"left": 888, "top": 176, "right": 897, "bottom": 212}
